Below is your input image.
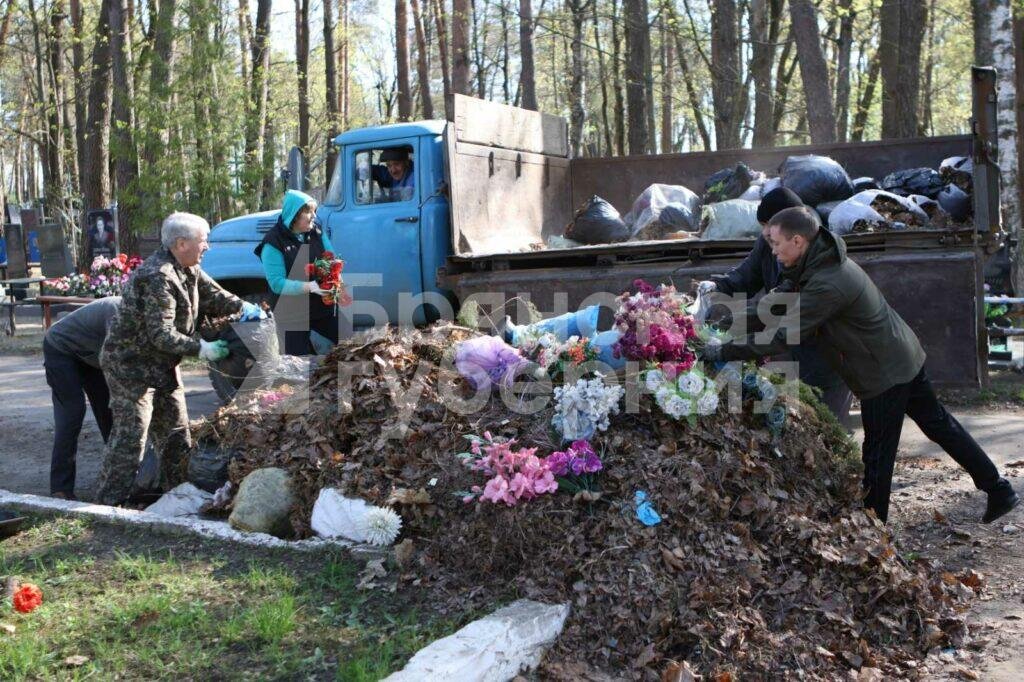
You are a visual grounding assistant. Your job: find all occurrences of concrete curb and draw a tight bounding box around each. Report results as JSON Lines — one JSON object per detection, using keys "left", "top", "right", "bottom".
{"left": 384, "top": 599, "right": 571, "bottom": 681}
{"left": 0, "top": 489, "right": 381, "bottom": 556}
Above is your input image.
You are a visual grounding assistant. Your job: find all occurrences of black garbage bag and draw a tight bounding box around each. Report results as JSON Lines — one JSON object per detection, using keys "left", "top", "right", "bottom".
{"left": 815, "top": 200, "right": 843, "bottom": 223}
{"left": 938, "top": 183, "right": 971, "bottom": 222}
{"left": 188, "top": 442, "right": 239, "bottom": 493}
{"left": 208, "top": 316, "right": 280, "bottom": 403}
{"left": 939, "top": 156, "right": 973, "bottom": 192}
{"left": 564, "top": 195, "right": 631, "bottom": 244}
{"left": 880, "top": 167, "right": 944, "bottom": 198}
{"left": 779, "top": 155, "right": 854, "bottom": 206}
{"left": 131, "top": 442, "right": 162, "bottom": 494}
{"left": 703, "top": 163, "right": 759, "bottom": 203}
{"left": 852, "top": 177, "right": 879, "bottom": 192}
{"left": 659, "top": 203, "right": 700, "bottom": 232}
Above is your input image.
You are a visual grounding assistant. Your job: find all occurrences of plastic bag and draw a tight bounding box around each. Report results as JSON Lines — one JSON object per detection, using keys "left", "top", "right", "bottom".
{"left": 131, "top": 442, "right": 161, "bottom": 493}
{"left": 938, "top": 183, "right": 971, "bottom": 222}
{"left": 779, "top": 155, "right": 854, "bottom": 206}
{"left": 188, "top": 442, "right": 238, "bottom": 493}
{"left": 623, "top": 184, "right": 701, "bottom": 236}
{"left": 939, "top": 156, "right": 973, "bottom": 191}
{"left": 564, "top": 195, "right": 630, "bottom": 244}
{"left": 703, "top": 163, "right": 764, "bottom": 203}
{"left": 454, "top": 335, "right": 528, "bottom": 389}
{"left": 228, "top": 467, "right": 295, "bottom": 538}
{"left": 546, "top": 235, "right": 583, "bottom": 250}
{"left": 852, "top": 176, "right": 879, "bottom": 192}
{"left": 738, "top": 183, "right": 764, "bottom": 202}
{"left": 852, "top": 189, "right": 929, "bottom": 226}
{"left": 828, "top": 198, "right": 887, "bottom": 236}
{"left": 880, "top": 167, "right": 944, "bottom": 198}
{"left": 908, "top": 194, "right": 949, "bottom": 228}
{"left": 815, "top": 200, "right": 843, "bottom": 224}
{"left": 700, "top": 200, "right": 762, "bottom": 240}
{"left": 659, "top": 204, "right": 700, "bottom": 231}
{"left": 590, "top": 329, "right": 625, "bottom": 369}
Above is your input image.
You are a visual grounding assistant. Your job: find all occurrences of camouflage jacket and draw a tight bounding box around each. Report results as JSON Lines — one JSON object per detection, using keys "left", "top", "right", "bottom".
{"left": 101, "top": 248, "right": 241, "bottom": 388}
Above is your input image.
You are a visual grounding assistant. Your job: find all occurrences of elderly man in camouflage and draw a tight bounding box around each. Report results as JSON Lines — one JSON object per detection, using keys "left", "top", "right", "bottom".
{"left": 95, "top": 212, "right": 263, "bottom": 506}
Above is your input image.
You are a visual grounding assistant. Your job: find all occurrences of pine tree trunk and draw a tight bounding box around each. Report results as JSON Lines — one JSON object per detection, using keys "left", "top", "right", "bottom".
{"left": 111, "top": 0, "right": 138, "bottom": 242}
{"left": 82, "top": 0, "right": 114, "bottom": 263}
{"left": 611, "top": 0, "right": 625, "bottom": 154}
{"left": 432, "top": 0, "right": 452, "bottom": 110}
{"left": 659, "top": 13, "right": 672, "bottom": 153}
{"left": 46, "top": 0, "right": 67, "bottom": 207}
{"left": 568, "top": 0, "right": 587, "bottom": 155}
{"left": 295, "top": 0, "right": 311, "bottom": 149}
{"left": 324, "top": 0, "right": 339, "bottom": 181}
{"left": 410, "top": 0, "right": 434, "bottom": 117}
{"left": 592, "top": 0, "right": 612, "bottom": 153}
{"left": 623, "top": 0, "right": 650, "bottom": 154}
{"left": 709, "top": 0, "right": 742, "bottom": 149}
{"left": 245, "top": 0, "right": 272, "bottom": 207}
{"left": 749, "top": 0, "right": 775, "bottom": 148}
{"left": 395, "top": 0, "right": 413, "bottom": 119}
{"left": 519, "top": 0, "right": 537, "bottom": 110}
{"left": 789, "top": 0, "right": 836, "bottom": 144}
{"left": 452, "top": 0, "right": 471, "bottom": 94}
{"left": 835, "top": 0, "right": 855, "bottom": 142}
{"left": 879, "top": 0, "right": 926, "bottom": 139}
{"left": 238, "top": 0, "right": 252, "bottom": 84}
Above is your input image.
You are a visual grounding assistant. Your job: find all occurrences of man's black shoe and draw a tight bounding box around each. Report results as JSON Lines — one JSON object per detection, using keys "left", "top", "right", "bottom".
{"left": 982, "top": 482, "right": 1020, "bottom": 524}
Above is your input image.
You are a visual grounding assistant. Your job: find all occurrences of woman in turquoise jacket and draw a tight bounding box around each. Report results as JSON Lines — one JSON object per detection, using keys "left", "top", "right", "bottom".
{"left": 254, "top": 190, "right": 338, "bottom": 355}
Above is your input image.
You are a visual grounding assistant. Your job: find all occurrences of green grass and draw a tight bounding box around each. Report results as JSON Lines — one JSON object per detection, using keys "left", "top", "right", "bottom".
{"left": 0, "top": 516, "right": 464, "bottom": 680}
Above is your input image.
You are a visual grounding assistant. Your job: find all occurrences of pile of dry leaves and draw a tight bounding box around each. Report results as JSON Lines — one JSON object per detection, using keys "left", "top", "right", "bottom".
{"left": 192, "top": 325, "right": 981, "bottom": 679}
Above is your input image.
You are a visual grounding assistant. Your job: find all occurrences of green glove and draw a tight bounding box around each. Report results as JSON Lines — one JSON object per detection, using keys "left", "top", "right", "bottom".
{"left": 199, "top": 339, "right": 230, "bottom": 362}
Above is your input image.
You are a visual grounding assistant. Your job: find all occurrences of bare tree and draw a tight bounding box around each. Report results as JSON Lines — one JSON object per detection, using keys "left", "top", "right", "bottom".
{"left": 519, "top": 0, "right": 537, "bottom": 110}
{"left": 396, "top": 0, "right": 412, "bottom": 119}
{"left": 340, "top": 0, "right": 350, "bottom": 126}
{"left": 623, "top": 0, "right": 650, "bottom": 154}
{"left": 659, "top": 12, "right": 672, "bottom": 153}
{"left": 665, "top": 1, "right": 710, "bottom": 150}
{"left": 835, "top": 0, "right": 855, "bottom": 141}
{"left": 295, "top": 0, "right": 310, "bottom": 149}
{"left": 611, "top": 0, "right": 625, "bottom": 154}
{"left": 789, "top": 0, "right": 836, "bottom": 143}
{"left": 244, "top": 0, "right": 272, "bottom": 207}
{"left": 879, "top": 0, "right": 926, "bottom": 138}
{"left": 591, "top": 0, "right": 612, "bottom": 152}
{"left": 452, "top": 0, "right": 471, "bottom": 94}
{"left": 850, "top": 49, "right": 880, "bottom": 142}
{"left": 568, "top": 0, "right": 590, "bottom": 155}
{"left": 411, "top": 0, "right": 434, "bottom": 117}
{"left": 431, "top": 0, "right": 452, "bottom": 107}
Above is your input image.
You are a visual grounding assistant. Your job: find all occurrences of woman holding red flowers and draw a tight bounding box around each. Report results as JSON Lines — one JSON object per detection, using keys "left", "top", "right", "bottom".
{"left": 255, "top": 189, "right": 339, "bottom": 354}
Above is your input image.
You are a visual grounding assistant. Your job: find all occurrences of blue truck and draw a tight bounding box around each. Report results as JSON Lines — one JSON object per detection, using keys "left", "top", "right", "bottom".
{"left": 203, "top": 91, "right": 1001, "bottom": 399}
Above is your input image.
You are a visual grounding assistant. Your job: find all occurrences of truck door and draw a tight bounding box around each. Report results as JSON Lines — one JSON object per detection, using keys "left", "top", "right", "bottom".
{"left": 327, "top": 138, "right": 425, "bottom": 327}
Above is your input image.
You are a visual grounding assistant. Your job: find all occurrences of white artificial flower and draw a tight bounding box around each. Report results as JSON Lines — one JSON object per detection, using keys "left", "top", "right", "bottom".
{"left": 757, "top": 377, "right": 778, "bottom": 402}
{"left": 644, "top": 369, "right": 666, "bottom": 392}
{"left": 664, "top": 395, "right": 693, "bottom": 419}
{"left": 696, "top": 390, "right": 719, "bottom": 416}
{"left": 677, "top": 371, "right": 705, "bottom": 396}
{"left": 361, "top": 506, "right": 402, "bottom": 546}
{"left": 655, "top": 385, "right": 676, "bottom": 407}
{"left": 553, "top": 377, "right": 624, "bottom": 439}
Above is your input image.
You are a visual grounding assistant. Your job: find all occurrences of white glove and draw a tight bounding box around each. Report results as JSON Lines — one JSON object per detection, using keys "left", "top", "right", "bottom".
{"left": 697, "top": 280, "right": 717, "bottom": 296}
{"left": 307, "top": 281, "right": 329, "bottom": 296}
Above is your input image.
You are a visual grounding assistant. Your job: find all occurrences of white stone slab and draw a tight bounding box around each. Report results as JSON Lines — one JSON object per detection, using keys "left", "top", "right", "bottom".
{"left": 384, "top": 599, "right": 571, "bottom": 682}
{"left": 145, "top": 483, "right": 213, "bottom": 518}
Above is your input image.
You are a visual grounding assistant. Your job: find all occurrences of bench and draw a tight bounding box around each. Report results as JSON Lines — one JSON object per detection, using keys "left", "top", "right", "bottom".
{"left": 0, "top": 276, "right": 46, "bottom": 335}
{"left": 36, "top": 295, "right": 97, "bottom": 329}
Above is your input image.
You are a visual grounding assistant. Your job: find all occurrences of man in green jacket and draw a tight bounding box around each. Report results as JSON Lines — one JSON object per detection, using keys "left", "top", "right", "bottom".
{"left": 698, "top": 206, "right": 1018, "bottom": 524}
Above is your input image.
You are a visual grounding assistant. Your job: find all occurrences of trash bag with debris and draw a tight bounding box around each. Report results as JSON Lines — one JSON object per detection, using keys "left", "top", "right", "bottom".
{"left": 207, "top": 315, "right": 281, "bottom": 403}
{"left": 623, "top": 184, "right": 701, "bottom": 237}
{"left": 828, "top": 198, "right": 888, "bottom": 236}
{"left": 852, "top": 176, "right": 880, "bottom": 192}
{"left": 852, "top": 189, "right": 929, "bottom": 226}
{"left": 779, "top": 155, "right": 855, "bottom": 206}
{"left": 880, "top": 167, "right": 944, "bottom": 198}
{"left": 188, "top": 442, "right": 239, "bottom": 493}
{"left": 703, "top": 163, "right": 764, "bottom": 203}
{"left": 939, "top": 156, "right": 973, "bottom": 191}
{"left": 938, "top": 183, "right": 971, "bottom": 222}
{"left": 908, "top": 194, "right": 949, "bottom": 228}
{"left": 700, "top": 200, "right": 762, "bottom": 240}
{"left": 564, "top": 195, "right": 631, "bottom": 244}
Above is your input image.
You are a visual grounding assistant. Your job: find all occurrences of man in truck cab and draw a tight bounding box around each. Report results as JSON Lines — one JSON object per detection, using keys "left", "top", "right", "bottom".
{"left": 370, "top": 146, "right": 415, "bottom": 201}
{"left": 695, "top": 206, "right": 1019, "bottom": 526}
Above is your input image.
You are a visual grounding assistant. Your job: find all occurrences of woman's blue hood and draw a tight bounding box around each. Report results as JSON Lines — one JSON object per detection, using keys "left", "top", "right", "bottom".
{"left": 281, "top": 189, "right": 317, "bottom": 229}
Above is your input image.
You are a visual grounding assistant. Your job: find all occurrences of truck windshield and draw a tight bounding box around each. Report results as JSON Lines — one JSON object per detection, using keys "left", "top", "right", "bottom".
{"left": 355, "top": 147, "right": 415, "bottom": 205}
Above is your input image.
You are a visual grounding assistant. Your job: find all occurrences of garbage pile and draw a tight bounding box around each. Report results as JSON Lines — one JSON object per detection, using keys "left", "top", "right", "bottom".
{"left": 190, "top": 312, "right": 979, "bottom": 678}
{"left": 557, "top": 153, "right": 974, "bottom": 248}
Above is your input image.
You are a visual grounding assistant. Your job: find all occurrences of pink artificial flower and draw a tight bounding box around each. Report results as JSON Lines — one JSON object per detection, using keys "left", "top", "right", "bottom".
{"left": 509, "top": 472, "right": 531, "bottom": 500}
{"left": 482, "top": 475, "right": 513, "bottom": 506}
{"left": 532, "top": 469, "right": 558, "bottom": 495}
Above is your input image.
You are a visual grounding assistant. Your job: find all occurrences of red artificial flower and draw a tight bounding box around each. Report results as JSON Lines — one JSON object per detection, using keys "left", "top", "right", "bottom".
{"left": 322, "top": 250, "right": 335, "bottom": 260}
{"left": 304, "top": 263, "right": 316, "bottom": 276}
{"left": 117, "top": 253, "right": 128, "bottom": 263}
{"left": 330, "top": 261, "right": 343, "bottom": 277}
{"left": 13, "top": 583, "right": 43, "bottom": 614}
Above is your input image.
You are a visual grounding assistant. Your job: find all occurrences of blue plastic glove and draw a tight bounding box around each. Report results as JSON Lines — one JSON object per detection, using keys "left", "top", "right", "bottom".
{"left": 239, "top": 301, "right": 266, "bottom": 321}
{"left": 634, "top": 490, "right": 662, "bottom": 526}
{"left": 199, "top": 339, "right": 230, "bottom": 362}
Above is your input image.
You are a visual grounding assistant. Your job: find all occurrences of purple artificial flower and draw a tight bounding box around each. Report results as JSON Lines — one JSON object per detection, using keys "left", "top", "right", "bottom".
{"left": 569, "top": 455, "right": 587, "bottom": 476}
{"left": 546, "top": 450, "right": 570, "bottom": 477}
{"left": 582, "top": 451, "right": 603, "bottom": 473}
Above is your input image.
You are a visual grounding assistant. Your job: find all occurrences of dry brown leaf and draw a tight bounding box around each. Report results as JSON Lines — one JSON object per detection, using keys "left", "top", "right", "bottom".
{"left": 64, "top": 655, "right": 89, "bottom": 667}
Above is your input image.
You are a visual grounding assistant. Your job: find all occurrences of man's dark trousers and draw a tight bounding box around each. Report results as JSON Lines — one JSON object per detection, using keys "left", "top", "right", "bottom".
{"left": 43, "top": 338, "right": 113, "bottom": 495}
{"left": 860, "top": 366, "right": 1002, "bottom": 522}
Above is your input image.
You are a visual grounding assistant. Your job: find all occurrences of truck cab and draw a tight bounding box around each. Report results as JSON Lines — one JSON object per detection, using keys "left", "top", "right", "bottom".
{"left": 203, "top": 120, "right": 453, "bottom": 326}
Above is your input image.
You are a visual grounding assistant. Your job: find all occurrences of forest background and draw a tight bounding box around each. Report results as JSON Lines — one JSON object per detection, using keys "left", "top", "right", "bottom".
{"left": 0, "top": 0, "right": 1021, "bottom": 287}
